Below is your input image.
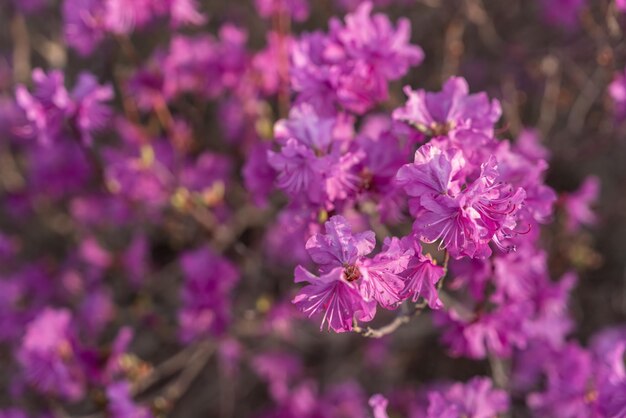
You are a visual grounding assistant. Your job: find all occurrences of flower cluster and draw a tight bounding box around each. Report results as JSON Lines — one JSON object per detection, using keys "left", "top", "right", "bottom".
{"left": 0, "top": 0, "right": 616, "bottom": 417}
{"left": 293, "top": 215, "right": 442, "bottom": 332}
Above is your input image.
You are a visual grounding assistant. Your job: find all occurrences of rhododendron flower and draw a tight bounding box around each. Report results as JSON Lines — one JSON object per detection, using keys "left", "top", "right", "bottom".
{"left": 268, "top": 139, "right": 331, "bottom": 203}
{"left": 290, "top": 1, "right": 423, "bottom": 114}
{"left": 561, "top": 176, "right": 600, "bottom": 232}
{"left": 63, "top": 0, "right": 108, "bottom": 56}
{"left": 539, "top": 0, "right": 585, "bottom": 29}
{"left": 305, "top": 215, "right": 376, "bottom": 270}
{"left": 293, "top": 216, "right": 419, "bottom": 331}
{"left": 0, "top": 1, "right": 613, "bottom": 416}
{"left": 527, "top": 343, "right": 599, "bottom": 417}
{"left": 357, "top": 237, "right": 412, "bottom": 308}
{"left": 329, "top": 2, "right": 423, "bottom": 81}
{"left": 18, "top": 308, "right": 86, "bottom": 401}
{"left": 107, "top": 381, "right": 153, "bottom": 418}
{"left": 398, "top": 237, "right": 445, "bottom": 309}
{"left": 393, "top": 77, "right": 501, "bottom": 137}
{"left": 426, "top": 377, "right": 509, "bottom": 418}
{"left": 437, "top": 302, "right": 531, "bottom": 358}
{"left": 609, "top": 67, "right": 626, "bottom": 121}
{"left": 292, "top": 266, "right": 376, "bottom": 332}
{"left": 398, "top": 145, "right": 525, "bottom": 259}
{"left": 306, "top": 216, "right": 410, "bottom": 308}
{"left": 369, "top": 394, "right": 390, "bottom": 418}
{"left": 178, "top": 247, "right": 240, "bottom": 341}
{"left": 15, "top": 69, "right": 113, "bottom": 145}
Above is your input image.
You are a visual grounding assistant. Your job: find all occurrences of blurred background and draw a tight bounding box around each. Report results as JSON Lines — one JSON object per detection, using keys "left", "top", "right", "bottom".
{"left": 0, "top": 0, "right": 624, "bottom": 417}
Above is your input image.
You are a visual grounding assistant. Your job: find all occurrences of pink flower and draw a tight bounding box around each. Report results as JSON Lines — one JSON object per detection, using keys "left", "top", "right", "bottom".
{"left": 398, "top": 237, "right": 445, "bottom": 309}
{"left": 393, "top": 77, "right": 501, "bottom": 137}
{"left": 398, "top": 146, "right": 525, "bottom": 259}
{"left": 396, "top": 143, "right": 465, "bottom": 197}
{"left": 357, "top": 237, "right": 411, "bottom": 309}
{"left": 561, "top": 176, "right": 600, "bottom": 232}
{"left": 292, "top": 266, "right": 376, "bottom": 332}
{"left": 18, "top": 308, "right": 86, "bottom": 401}
{"left": 426, "top": 377, "right": 509, "bottom": 418}
{"left": 305, "top": 215, "right": 375, "bottom": 270}
{"left": 369, "top": 394, "right": 390, "bottom": 418}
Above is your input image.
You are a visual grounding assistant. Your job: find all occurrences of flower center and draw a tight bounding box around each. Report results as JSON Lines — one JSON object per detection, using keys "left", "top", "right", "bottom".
{"left": 343, "top": 264, "right": 361, "bottom": 282}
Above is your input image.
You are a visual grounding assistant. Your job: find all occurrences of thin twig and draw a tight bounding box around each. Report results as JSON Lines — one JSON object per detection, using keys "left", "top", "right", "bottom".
{"left": 538, "top": 55, "right": 561, "bottom": 136}
{"left": 441, "top": 17, "right": 466, "bottom": 81}
{"left": 464, "top": 0, "right": 503, "bottom": 51}
{"left": 567, "top": 67, "right": 605, "bottom": 134}
{"left": 132, "top": 341, "right": 202, "bottom": 395}
{"left": 501, "top": 76, "right": 522, "bottom": 137}
{"left": 154, "top": 340, "right": 215, "bottom": 412}
{"left": 10, "top": 13, "right": 31, "bottom": 84}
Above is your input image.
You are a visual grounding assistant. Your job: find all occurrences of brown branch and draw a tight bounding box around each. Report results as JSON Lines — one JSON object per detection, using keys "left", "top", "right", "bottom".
{"left": 501, "top": 76, "right": 522, "bottom": 137}
{"left": 132, "top": 341, "right": 202, "bottom": 396}
{"left": 10, "top": 13, "right": 31, "bottom": 84}
{"left": 538, "top": 55, "right": 561, "bottom": 136}
{"left": 153, "top": 340, "right": 215, "bottom": 413}
{"left": 441, "top": 17, "right": 466, "bottom": 81}
{"left": 464, "top": 0, "right": 503, "bottom": 52}
{"left": 567, "top": 67, "right": 605, "bottom": 134}
{"left": 352, "top": 300, "right": 429, "bottom": 338}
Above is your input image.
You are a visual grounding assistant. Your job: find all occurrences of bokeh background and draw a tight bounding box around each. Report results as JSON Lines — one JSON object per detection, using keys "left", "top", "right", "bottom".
{"left": 0, "top": 0, "right": 624, "bottom": 417}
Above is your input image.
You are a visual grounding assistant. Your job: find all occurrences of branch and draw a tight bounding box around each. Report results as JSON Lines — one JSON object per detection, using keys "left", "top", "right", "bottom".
{"left": 352, "top": 300, "right": 429, "bottom": 338}
{"left": 153, "top": 340, "right": 215, "bottom": 413}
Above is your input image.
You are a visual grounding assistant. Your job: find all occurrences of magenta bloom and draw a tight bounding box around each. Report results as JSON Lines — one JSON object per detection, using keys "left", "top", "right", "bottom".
{"left": 539, "top": 0, "right": 585, "bottom": 29}
{"left": 426, "top": 377, "right": 509, "bottom": 418}
{"left": 305, "top": 215, "right": 375, "bottom": 270}
{"left": 63, "top": 0, "right": 108, "bottom": 56}
{"left": 293, "top": 216, "right": 416, "bottom": 331}
{"left": 107, "top": 381, "right": 153, "bottom": 418}
{"left": 15, "top": 69, "right": 70, "bottom": 144}
{"left": 329, "top": 1, "right": 424, "bottom": 82}
{"left": 268, "top": 139, "right": 329, "bottom": 204}
{"left": 71, "top": 73, "right": 115, "bottom": 145}
{"left": 178, "top": 247, "right": 240, "bottom": 342}
{"left": 396, "top": 143, "right": 465, "bottom": 197}
{"left": 437, "top": 302, "right": 531, "bottom": 359}
{"left": 369, "top": 394, "right": 390, "bottom": 418}
{"left": 290, "top": 2, "right": 423, "bottom": 114}
{"left": 274, "top": 103, "right": 338, "bottom": 150}
{"left": 357, "top": 237, "right": 412, "bottom": 309}
{"left": 15, "top": 69, "right": 113, "bottom": 145}
{"left": 397, "top": 145, "right": 525, "bottom": 259}
{"left": 398, "top": 237, "right": 445, "bottom": 309}
{"left": 269, "top": 105, "right": 366, "bottom": 206}
{"left": 18, "top": 308, "right": 86, "bottom": 401}
{"left": 163, "top": 0, "right": 207, "bottom": 28}
{"left": 393, "top": 77, "right": 501, "bottom": 137}
{"left": 561, "top": 176, "right": 600, "bottom": 232}
{"left": 526, "top": 343, "right": 600, "bottom": 418}
{"left": 306, "top": 216, "right": 409, "bottom": 308}
{"left": 609, "top": 68, "right": 626, "bottom": 121}
{"left": 292, "top": 266, "right": 376, "bottom": 332}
